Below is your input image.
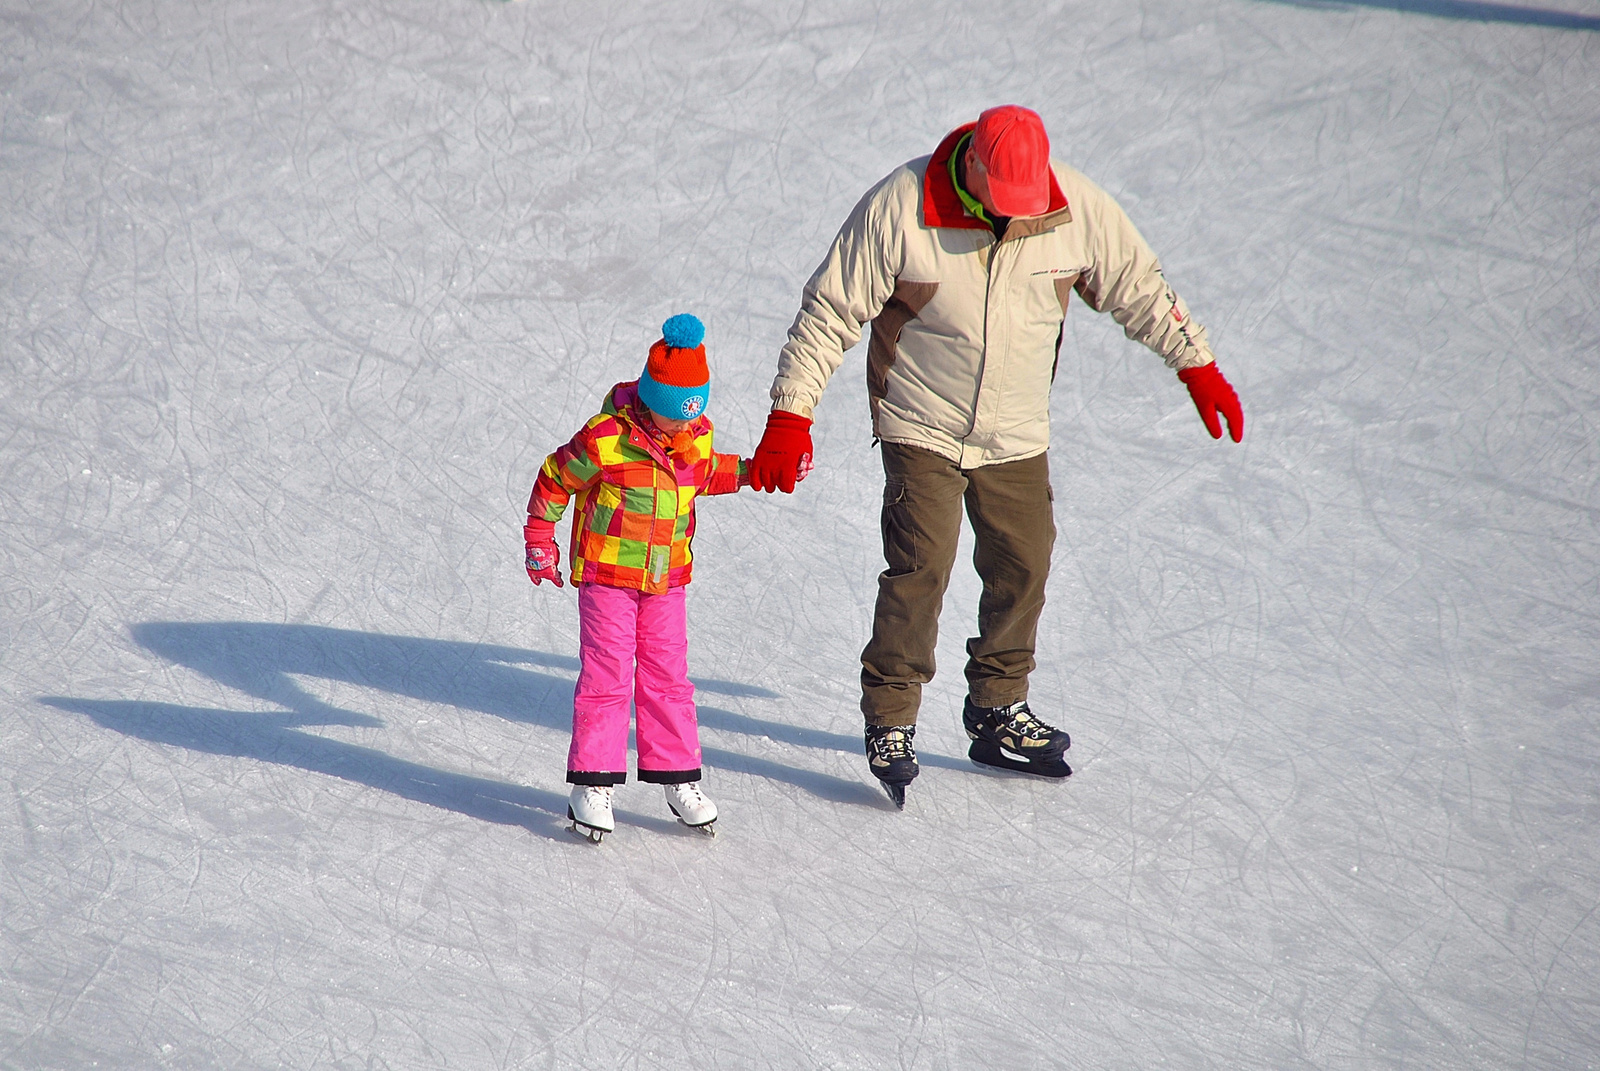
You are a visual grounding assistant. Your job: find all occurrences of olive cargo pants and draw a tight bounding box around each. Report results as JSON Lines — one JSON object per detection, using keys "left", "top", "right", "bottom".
{"left": 860, "top": 442, "right": 1056, "bottom": 727}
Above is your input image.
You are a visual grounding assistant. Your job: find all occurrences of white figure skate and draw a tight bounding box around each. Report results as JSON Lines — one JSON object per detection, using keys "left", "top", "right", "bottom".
{"left": 664, "top": 781, "right": 717, "bottom": 836}
{"left": 567, "top": 785, "right": 615, "bottom": 844}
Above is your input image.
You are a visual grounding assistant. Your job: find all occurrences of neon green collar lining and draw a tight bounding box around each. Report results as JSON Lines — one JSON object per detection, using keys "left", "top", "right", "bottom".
{"left": 947, "top": 132, "right": 993, "bottom": 226}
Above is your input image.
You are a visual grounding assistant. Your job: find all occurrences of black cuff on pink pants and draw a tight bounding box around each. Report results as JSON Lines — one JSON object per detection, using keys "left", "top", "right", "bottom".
{"left": 636, "top": 767, "right": 702, "bottom": 785}
{"left": 567, "top": 770, "right": 626, "bottom": 786}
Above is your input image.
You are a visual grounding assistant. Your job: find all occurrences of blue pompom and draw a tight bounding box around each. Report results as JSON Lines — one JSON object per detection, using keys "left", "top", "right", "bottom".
{"left": 661, "top": 313, "right": 705, "bottom": 350}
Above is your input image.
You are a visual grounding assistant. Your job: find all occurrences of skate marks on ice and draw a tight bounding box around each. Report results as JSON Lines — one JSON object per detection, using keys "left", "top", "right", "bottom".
{"left": 1256, "top": 0, "right": 1600, "bottom": 31}
{"left": 39, "top": 620, "right": 908, "bottom": 827}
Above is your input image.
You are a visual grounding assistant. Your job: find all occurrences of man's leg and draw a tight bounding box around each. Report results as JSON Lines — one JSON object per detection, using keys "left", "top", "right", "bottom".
{"left": 860, "top": 442, "right": 967, "bottom": 727}
{"left": 961, "top": 451, "right": 1056, "bottom": 708}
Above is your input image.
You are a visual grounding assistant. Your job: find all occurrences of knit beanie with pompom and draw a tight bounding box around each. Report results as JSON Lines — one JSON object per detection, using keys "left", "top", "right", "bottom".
{"left": 637, "top": 314, "right": 710, "bottom": 421}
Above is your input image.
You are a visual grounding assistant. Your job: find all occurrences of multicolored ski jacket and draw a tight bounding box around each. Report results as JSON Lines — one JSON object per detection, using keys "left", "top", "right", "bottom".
{"left": 528, "top": 381, "right": 746, "bottom": 594}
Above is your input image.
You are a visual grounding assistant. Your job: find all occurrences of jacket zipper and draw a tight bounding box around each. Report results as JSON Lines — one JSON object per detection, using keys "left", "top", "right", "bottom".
{"left": 628, "top": 424, "right": 679, "bottom": 588}
{"left": 968, "top": 234, "right": 999, "bottom": 442}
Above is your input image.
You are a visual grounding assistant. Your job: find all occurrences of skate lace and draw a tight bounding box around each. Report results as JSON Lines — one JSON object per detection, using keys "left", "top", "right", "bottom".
{"left": 673, "top": 782, "right": 708, "bottom": 806}
{"left": 866, "top": 726, "right": 916, "bottom": 762}
{"left": 997, "top": 702, "right": 1058, "bottom": 741}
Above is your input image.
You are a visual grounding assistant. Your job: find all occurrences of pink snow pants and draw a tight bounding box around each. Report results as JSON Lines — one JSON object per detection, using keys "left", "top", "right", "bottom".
{"left": 567, "top": 582, "right": 702, "bottom": 786}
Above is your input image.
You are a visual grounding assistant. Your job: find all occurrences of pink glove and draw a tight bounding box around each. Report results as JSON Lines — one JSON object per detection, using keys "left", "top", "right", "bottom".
{"left": 749, "top": 410, "right": 814, "bottom": 493}
{"left": 524, "top": 519, "right": 563, "bottom": 587}
{"left": 1177, "top": 362, "right": 1244, "bottom": 443}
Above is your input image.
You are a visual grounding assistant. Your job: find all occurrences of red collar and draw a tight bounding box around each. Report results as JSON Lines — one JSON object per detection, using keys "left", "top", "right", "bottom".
{"left": 921, "top": 123, "right": 1069, "bottom": 230}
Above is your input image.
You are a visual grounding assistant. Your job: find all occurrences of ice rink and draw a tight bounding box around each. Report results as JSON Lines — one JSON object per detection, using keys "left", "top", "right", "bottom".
{"left": 3, "top": 0, "right": 1598, "bottom": 1067}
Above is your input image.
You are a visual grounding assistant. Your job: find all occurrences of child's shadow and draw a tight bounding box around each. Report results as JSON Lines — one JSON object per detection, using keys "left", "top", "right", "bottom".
{"left": 38, "top": 697, "right": 579, "bottom": 840}
{"left": 41, "top": 621, "right": 892, "bottom": 835}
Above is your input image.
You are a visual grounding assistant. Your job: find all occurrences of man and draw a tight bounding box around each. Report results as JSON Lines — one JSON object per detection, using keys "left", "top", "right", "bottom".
{"left": 748, "top": 106, "right": 1243, "bottom": 807}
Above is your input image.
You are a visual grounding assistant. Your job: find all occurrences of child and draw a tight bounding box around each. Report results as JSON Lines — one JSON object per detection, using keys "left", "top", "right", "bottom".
{"left": 523, "top": 314, "right": 748, "bottom": 843}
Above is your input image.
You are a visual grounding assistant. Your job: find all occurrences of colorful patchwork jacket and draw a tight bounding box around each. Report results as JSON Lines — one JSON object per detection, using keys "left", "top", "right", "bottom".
{"left": 527, "top": 381, "right": 747, "bottom": 594}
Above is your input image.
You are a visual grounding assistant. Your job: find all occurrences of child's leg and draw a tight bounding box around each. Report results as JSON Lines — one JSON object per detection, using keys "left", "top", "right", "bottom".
{"left": 568, "top": 584, "right": 640, "bottom": 784}
{"left": 632, "top": 586, "right": 702, "bottom": 783}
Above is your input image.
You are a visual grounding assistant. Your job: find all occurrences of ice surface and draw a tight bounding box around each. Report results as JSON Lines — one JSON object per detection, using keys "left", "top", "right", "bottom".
{"left": 3, "top": 0, "right": 1598, "bottom": 1068}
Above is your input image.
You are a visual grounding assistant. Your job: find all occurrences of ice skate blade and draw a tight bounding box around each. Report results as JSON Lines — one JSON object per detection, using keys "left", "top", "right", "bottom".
{"left": 968, "top": 742, "right": 1072, "bottom": 780}
{"left": 969, "top": 757, "right": 1072, "bottom": 780}
{"left": 878, "top": 779, "right": 909, "bottom": 809}
{"left": 568, "top": 820, "right": 607, "bottom": 844}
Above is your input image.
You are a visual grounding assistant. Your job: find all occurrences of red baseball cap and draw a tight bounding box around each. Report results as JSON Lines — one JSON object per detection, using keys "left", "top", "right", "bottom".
{"left": 972, "top": 105, "right": 1051, "bottom": 217}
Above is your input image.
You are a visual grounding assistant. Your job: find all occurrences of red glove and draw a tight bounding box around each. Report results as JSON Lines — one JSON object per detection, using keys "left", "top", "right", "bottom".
{"left": 524, "top": 519, "right": 564, "bottom": 587}
{"left": 749, "top": 410, "right": 814, "bottom": 493}
{"left": 1177, "top": 362, "right": 1244, "bottom": 443}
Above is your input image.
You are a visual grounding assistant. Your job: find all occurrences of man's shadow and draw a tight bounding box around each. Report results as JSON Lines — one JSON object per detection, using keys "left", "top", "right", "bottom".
{"left": 41, "top": 621, "right": 895, "bottom": 838}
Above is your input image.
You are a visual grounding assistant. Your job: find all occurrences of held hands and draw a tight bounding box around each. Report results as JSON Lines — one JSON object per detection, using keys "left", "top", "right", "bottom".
{"left": 524, "top": 519, "right": 563, "bottom": 587}
{"left": 1177, "top": 362, "right": 1244, "bottom": 443}
{"left": 749, "top": 410, "right": 814, "bottom": 493}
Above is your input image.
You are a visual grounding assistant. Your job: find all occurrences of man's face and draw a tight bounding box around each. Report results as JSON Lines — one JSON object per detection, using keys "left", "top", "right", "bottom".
{"left": 964, "top": 145, "right": 1004, "bottom": 217}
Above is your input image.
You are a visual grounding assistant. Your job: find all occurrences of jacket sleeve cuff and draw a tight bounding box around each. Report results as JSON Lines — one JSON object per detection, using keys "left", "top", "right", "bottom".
{"left": 704, "top": 455, "right": 746, "bottom": 495}
{"left": 1169, "top": 350, "right": 1215, "bottom": 373}
{"left": 526, "top": 489, "right": 567, "bottom": 524}
{"left": 768, "top": 391, "right": 816, "bottom": 420}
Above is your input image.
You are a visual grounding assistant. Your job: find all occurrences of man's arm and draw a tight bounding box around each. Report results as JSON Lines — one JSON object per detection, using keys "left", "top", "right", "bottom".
{"left": 769, "top": 171, "right": 907, "bottom": 418}
{"left": 1072, "top": 175, "right": 1214, "bottom": 372}
{"left": 753, "top": 169, "right": 907, "bottom": 492}
{"left": 1072, "top": 173, "right": 1243, "bottom": 441}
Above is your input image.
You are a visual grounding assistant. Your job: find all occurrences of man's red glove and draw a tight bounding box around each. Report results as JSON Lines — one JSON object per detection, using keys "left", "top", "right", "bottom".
{"left": 1177, "top": 362, "right": 1244, "bottom": 443}
{"left": 524, "top": 519, "right": 564, "bottom": 587}
{"left": 749, "top": 410, "right": 814, "bottom": 493}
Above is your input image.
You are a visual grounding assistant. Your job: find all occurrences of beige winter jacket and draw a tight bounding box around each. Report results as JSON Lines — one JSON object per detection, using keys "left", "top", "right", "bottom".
{"left": 770, "top": 123, "right": 1217, "bottom": 468}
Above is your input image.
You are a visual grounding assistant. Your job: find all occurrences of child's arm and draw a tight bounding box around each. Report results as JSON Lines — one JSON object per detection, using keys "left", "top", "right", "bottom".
{"left": 528, "top": 424, "right": 605, "bottom": 520}
{"left": 524, "top": 524, "right": 563, "bottom": 586}
{"left": 524, "top": 424, "right": 605, "bottom": 586}
{"left": 700, "top": 451, "right": 750, "bottom": 496}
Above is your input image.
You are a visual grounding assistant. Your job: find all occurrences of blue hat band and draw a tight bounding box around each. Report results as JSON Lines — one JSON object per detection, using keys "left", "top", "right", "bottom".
{"left": 638, "top": 371, "right": 709, "bottom": 421}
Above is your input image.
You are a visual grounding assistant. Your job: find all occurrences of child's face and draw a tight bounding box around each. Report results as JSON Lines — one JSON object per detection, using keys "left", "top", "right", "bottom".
{"left": 648, "top": 409, "right": 692, "bottom": 435}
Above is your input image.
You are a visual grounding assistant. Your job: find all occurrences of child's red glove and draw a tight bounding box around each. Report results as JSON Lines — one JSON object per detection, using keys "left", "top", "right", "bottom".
{"left": 524, "top": 519, "right": 563, "bottom": 587}
{"left": 749, "top": 410, "right": 814, "bottom": 493}
{"left": 1177, "top": 362, "right": 1244, "bottom": 443}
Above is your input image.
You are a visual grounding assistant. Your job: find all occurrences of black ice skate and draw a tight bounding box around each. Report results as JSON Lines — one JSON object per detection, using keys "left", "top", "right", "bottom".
{"left": 962, "top": 698, "right": 1072, "bottom": 779}
{"left": 864, "top": 724, "right": 919, "bottom": 808}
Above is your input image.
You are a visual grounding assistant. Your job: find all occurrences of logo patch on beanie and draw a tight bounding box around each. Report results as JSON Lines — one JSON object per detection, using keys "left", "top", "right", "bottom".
{"left": 680, "top": 395, "right": 704, "bottom": 419}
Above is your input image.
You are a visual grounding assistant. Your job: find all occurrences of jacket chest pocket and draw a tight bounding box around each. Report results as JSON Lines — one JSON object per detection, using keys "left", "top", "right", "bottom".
{"left": 1026, "top": 269, "right": 1083, "bottom": 320}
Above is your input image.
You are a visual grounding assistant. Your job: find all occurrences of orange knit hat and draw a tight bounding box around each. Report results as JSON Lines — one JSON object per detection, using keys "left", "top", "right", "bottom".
{"left": 638, "top": 314, "right": 710, "bottom": 419}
